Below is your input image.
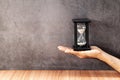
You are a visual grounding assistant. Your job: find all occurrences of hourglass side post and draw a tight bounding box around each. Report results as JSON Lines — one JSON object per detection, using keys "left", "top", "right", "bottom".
{"left": 73, "top": 22, "right": 78, "bottom": 49}
{"left": 85, "top": 22, "right": 90, "bottom": 49}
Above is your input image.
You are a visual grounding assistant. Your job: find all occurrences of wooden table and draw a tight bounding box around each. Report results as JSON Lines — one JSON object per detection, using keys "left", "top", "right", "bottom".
{"left": 0, "top": 70, "right": 119, "bottom": 80}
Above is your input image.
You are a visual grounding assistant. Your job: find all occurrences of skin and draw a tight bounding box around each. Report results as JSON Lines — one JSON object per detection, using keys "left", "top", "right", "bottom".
{"left": 58, "top": 46, "right": 120, "bottom": 73}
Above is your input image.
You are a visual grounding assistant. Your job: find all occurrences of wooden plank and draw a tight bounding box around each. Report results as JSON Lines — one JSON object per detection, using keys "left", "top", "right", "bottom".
{"left": 0, "top": 70, "right": 119, "bottom": 80}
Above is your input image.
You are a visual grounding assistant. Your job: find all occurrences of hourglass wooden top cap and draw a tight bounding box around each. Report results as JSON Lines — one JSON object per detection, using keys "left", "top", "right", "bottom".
{"left": 72, "top": 18, "right": 91, "bottom": 23}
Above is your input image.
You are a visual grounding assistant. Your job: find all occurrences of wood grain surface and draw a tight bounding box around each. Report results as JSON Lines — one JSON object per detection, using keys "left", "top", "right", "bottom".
{"left": 0, "top": 70, "right": 119, "bottom": 80}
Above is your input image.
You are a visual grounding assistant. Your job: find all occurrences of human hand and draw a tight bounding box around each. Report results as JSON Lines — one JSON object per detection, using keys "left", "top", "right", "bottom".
{"left": 58, "top": 46, "right": 120, "bottom": 73}
{"left": 57, "top": 46, "right": 104, "bottom": 59}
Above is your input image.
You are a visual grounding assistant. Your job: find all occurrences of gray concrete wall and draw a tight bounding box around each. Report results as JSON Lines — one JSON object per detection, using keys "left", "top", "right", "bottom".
{"left": 0, "top": 0, "right": 119, "bottom": 69}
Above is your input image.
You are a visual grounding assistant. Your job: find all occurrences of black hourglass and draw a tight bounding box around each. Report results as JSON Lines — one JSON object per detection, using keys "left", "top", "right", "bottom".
{"left": 73, "top": 18, "right": 91, "bottom": 51}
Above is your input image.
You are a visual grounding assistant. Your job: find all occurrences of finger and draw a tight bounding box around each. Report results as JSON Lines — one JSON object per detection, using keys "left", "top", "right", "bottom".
{"left": 65, "top": 49, "right": 79, "bottom": 55}
{"left": 66, "top": 50, "right": 88, "bottom": 58}
{"left": 91, "top": 46, "right": 100, "bottom": 50}
{"left": 57, "top": 46, "right": 72, "bottom": 52}
{"left": 80, "top": 50, "right": 92, "bottom": 54}
{"left": 58, "top": 46, "right": 79, "bottom": 55}
{"left": 91, "top": 46, "right": 97, "bottom": 49}
{"left": 90, "top": 46, "right": 102, "bottom": 52}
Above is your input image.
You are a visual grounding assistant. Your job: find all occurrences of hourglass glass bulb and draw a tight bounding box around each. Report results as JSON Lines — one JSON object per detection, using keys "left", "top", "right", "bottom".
{"left": 77, "top": 25, "right": 86, "bottom": 46}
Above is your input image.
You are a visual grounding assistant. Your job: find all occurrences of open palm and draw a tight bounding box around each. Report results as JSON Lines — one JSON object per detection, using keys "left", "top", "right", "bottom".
{"left": 58, "top": 46, "right": 104, "bottom": 58}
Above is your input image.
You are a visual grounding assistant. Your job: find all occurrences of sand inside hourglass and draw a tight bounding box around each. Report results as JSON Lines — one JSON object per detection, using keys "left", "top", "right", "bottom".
{"left": 78, "top": 29, "right": 85, "bottom": 34}
{"left": 77, "top": 28, "right": 86, "bottom": 46}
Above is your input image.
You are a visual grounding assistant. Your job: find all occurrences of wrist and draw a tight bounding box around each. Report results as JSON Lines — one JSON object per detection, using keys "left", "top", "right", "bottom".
{"left": 96, "top": 51, "right": 105, "bottom": 60}
{"left": 96, "top": 51, "right": 108, "bottom": 62}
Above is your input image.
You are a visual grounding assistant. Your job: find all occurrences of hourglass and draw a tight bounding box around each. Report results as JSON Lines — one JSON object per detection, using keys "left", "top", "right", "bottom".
{"left": 73, "top": 18, "right": 91, "bottom": 51}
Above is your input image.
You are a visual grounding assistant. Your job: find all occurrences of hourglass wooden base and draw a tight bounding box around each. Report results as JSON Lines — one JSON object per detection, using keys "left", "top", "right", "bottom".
{"left": 73, "top": 45, "right": 90, "bottom": 51}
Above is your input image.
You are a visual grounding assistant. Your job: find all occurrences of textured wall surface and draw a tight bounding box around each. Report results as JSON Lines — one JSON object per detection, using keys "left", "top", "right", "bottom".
{"left": 0, "top": 0, "right": 120, "bottom": 69}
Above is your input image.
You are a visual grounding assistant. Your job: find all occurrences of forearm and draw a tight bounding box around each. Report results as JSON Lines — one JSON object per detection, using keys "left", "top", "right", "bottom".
{"left": 97, "top": 52, "right": 120, "bottom": 73}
